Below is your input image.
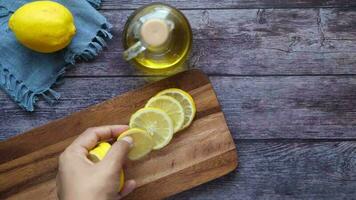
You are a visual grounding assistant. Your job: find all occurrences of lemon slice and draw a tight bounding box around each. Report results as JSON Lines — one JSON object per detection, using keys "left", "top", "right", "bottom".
{"left": 145, "top": 95, "right": 185, "bottom": 133}
{"left": 156, "top": 88, "right": 196, "bottom": 129}
{"left": 88, "top": 142, "right": 125, "bottom": 191}
{"left": 129, "top": 108, "right": 174, "bottom": 150}
{"left": 117, "top": 128, "right": 154, "bottom": 160}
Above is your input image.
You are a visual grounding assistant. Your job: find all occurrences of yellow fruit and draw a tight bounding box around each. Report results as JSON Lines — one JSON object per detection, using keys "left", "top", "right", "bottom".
{"left": 145, "top": 95, "right": 185, "bottom": 133}
{"left": 117, "top": 128, "right": 154, "bottom": 160}
{"left": 8, "top": 1, "right": 76, "bottom": 53}
{"left": 129, "top": 108, "right": 174, "bottom": 150}
{"left": 88, "top": 142, "right": 125, "bottom": 192}
{"left": 156, "top": 88, "right": 196, "bottom": 129}
{"left": 118, "top": 170, "right": 125, "bottom": 192}
{"left": 88, "top": 142, "right": 111, "bottom": 162}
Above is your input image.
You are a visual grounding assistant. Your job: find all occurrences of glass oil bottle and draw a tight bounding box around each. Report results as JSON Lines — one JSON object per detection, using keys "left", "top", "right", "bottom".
{"left": 122, "top": 3, "right": 192, "bottom": 77}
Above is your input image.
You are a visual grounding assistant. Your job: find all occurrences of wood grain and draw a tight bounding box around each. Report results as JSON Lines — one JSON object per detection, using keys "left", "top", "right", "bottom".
{"left": 99, "top": 0, "right": 356, "bottom": 9}
{"left": 0, "top": 70, "right": 237, "bottom": 199}
{"left": 4, "top": 140, "right": 356, "bottom": 200}
{"left": 62, "top": 8, "right": 356, "bottom": 76}
{"left": 1, "top": 1, "right": 356, "bottom": 199}
{"left": 1, "top": 76, "right": 356, "bottom": 140}
{"left": 170, "top": 141, "right": 356, "bottom": 200}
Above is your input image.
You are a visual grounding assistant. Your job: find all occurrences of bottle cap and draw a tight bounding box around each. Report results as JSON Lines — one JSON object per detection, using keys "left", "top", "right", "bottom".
{"left": 140, "top": 18, "right": 170, "bottom": 47}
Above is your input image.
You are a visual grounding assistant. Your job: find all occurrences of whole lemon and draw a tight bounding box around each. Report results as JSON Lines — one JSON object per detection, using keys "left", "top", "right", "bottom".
{"left": 9, "top": 1, "right": 76, "bottom": 53}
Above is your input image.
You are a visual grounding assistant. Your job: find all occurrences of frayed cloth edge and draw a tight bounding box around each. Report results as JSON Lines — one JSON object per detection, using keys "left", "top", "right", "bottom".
{"left": 65, "top": 22, "right": 113, "bottom": 64}
{"left": 0, "top": 64, "right": 65, "bottom": 112}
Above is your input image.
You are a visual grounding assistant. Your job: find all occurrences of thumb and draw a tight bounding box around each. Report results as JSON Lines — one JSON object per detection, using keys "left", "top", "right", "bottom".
{"left": 101, "top": 136, "right": 133, "bottom": 172}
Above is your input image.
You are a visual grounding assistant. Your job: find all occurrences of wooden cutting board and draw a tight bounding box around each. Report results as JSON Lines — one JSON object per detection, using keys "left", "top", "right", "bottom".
{"left": 0, "top": 69, "right": 237, "bottom": 200}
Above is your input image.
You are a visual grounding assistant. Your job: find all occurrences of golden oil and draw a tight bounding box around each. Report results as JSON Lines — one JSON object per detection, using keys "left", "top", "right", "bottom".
{"left": 122, "top": 3, "right": 192, "bottom": 76}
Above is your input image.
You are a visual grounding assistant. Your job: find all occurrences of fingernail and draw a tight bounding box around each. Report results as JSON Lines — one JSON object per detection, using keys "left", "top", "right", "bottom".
{"left": 121, "top": 136, "right": 133, "bottom": 148}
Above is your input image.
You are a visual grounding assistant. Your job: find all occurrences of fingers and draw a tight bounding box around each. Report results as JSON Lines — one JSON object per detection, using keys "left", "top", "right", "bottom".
{"left": 68, "top": 125, "right": 129, "bottom": 155}
{"left": 55, "top": 174, "right": 62, "bottom": 200}
{"left": 102, "top": 136, "right": 133, "bottom": 171}
{"left": 119, "top": 179, "right": 136, "bottom": 198}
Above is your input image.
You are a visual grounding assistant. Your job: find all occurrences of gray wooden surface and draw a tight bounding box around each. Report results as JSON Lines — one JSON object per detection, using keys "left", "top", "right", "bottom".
{"left": 1, "top": 1, "right": 356, "bottom": 199}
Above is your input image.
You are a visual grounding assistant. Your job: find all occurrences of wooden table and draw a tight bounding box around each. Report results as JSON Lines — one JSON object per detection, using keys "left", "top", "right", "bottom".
{"left": 1, "top": 1, "right": 356, "bottom": 199}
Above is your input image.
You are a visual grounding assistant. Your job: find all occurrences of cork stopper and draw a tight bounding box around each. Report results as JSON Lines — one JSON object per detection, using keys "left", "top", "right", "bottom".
{"left": 140, "top": 19, "right": 170, "bottom": 47}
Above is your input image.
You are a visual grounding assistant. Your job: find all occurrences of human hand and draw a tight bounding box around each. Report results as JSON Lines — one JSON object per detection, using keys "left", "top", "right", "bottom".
{"left": 56, "top": 125, "right": 136, "bottom": 200}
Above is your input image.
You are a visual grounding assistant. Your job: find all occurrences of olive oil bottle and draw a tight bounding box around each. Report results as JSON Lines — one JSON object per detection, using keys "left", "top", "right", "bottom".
{"left": 122, "top": 3, "right": 192, "bottom": 76}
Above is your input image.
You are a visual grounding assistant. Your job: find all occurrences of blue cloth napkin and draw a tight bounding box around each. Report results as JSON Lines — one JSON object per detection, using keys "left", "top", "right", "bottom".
{"left": 0, "top": 0, "right": 112, "bottom": 111}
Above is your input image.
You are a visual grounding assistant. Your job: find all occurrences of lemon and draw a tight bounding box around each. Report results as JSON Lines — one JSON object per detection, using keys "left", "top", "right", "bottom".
{"left": 129, "top": 108, "right": 174, "bottom": 150}
{"left": 145, "top": 95, "right": 185, "bottom": 133}
{"left": 8, "top": 1, "right": 76, "bottom": 53}
{"left": 156, "top": 88, "right": 196, "bottom": 129}
{"left": 117, "top": 128, "right": 154, "bottom": 160}
{"left": 88, "top": 142, "right": 111, "bottom": 162}
{"left": 118, "top": 170, "right": 125, "bottom": 192}
{"left": 88, "top": 142, "right": 125, "bottom": 192}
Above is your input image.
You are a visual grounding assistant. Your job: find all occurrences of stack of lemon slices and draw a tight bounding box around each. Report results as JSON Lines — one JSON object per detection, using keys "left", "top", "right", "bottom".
{"left": 125, "top": 88, "right": 196, "bottom": 160}
{"left": 87, "top": 88, "right": 195, "bottom": 191}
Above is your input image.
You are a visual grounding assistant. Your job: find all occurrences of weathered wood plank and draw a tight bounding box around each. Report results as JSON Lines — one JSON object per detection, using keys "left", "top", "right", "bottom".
{"left": 3, "top": 140, "right": 355, "bottom": 199}
{"left": 69, "top": 9, "right": 356, "bottom": 76}
{"left": 169, "top": 140, "right": 356, "bottom": 200}
{"left": 321, "top": 9, "right": 356, "bottom": 40}
{"left": 100, "top": 0, "right": 356, "bottom": 10}
{"left": 1, "top": 76, "right": 356, "bottom": 140}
